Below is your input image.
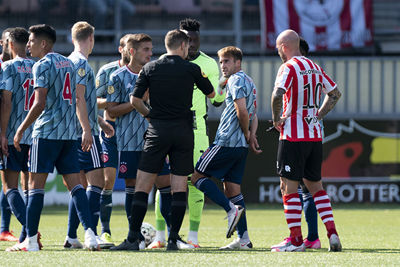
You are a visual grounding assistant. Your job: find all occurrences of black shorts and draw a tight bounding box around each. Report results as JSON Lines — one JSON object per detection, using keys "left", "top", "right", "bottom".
{"left": 138, "top": 119, "right": 194, "bottom": 176}
{"left": 277, "top": 140, "right": 322, "bottom": 182}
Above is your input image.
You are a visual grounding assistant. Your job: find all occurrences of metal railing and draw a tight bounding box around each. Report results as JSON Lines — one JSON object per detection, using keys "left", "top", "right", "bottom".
{"left": 89, "top": 56, "right": 400, "bottom": 120}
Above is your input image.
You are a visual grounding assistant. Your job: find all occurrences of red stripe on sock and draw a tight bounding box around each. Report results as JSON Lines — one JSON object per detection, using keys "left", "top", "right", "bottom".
{"left": 283, "top": 193, "right": 302, "bottom": 246}
{"left": 313, "top": 190, "right": 338, "bottom": 238}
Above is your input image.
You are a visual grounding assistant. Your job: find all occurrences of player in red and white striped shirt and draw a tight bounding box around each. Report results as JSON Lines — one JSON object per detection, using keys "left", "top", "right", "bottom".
{"left": 271, "top": 29, "right": 342, "bottom": 252}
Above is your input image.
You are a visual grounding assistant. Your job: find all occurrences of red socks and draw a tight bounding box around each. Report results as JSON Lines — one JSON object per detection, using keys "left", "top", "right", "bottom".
{"left": 313, "top": 190, "right": 338, "bottom": 238}
{"left": 283, "top": 193, "right": 303, "bottom": 246}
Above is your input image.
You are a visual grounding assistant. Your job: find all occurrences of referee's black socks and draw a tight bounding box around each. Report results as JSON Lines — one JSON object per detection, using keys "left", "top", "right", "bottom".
{"left": 128, "top": 191, "right": 148, "bottom": 242}
{"left": 169, "top": 192, "right": 186, "bottom": 240}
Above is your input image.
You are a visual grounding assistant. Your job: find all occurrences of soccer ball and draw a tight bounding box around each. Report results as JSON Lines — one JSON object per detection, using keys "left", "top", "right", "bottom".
{"left": 141, "top": 222, "right": 156, "bottom": 246}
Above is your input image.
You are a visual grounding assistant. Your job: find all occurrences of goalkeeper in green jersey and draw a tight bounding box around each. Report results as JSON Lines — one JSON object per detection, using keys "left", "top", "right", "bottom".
{"left": 148, "top": 18, "right": 226, "bottom": 249}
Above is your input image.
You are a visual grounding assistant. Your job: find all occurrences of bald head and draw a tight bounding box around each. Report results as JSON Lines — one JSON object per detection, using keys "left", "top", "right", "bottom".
{"left": 277, "top": 29, "right": 299, "bottom": 49}
{"left": 276, "top": 29, "right": 301, "bottom": 62}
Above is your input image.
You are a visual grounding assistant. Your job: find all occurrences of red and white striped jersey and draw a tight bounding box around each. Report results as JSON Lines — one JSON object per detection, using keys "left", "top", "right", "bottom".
{"left": 274, "top": 56, "right": 336, "bottom": 141}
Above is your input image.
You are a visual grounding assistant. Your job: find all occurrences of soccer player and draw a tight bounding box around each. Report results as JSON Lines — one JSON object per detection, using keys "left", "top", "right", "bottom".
{"left": 191, "top": 46, "right": 261, "bottom": 249}
{"left": 96, "top": 34, "right": 130, "bottom": 246}
{"left": 105, "top": 33, "right": 155, "bottom": 250}
{"left": 13, "top": 24, "right": 98, "bottom": 251}
{"left": 270, "top": 29, "right": 342, "bottom": 252}
{"left": 271, "top": 37, "right": 321, "bottom": 250}
{"left": 125, "top": 29, "right": 214, "bottom": 251}
{"left": 64, "top": 21, "right": 106, "bottom": 249}
{"left": 0, "top": 27, "right": 19, "bottom": 242}
{"left": 0, "top": 27, "right": 36, "bottom": 251}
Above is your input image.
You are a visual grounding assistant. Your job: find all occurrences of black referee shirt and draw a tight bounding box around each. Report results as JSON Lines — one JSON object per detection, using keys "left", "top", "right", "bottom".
{"left": 132, "top": 55, "right": 214, "bottom": 121}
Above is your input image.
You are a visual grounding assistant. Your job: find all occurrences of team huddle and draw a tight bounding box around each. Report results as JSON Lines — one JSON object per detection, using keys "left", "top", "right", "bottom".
{"left": 0, "top": 17, "right": 342, "bottom": 253}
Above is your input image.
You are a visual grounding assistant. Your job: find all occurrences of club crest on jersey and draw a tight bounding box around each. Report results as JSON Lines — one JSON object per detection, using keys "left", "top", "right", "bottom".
{"left": 78, "top": 68, "right": 86, "bottom": 77}
{"left": 304, "top": 115, "right": 318, "bottom": 125}
{"left": 107, "top": 85, "right": 115, "bottom": 94}
{"left": 201, "top": 71, "right": 207, "bottom": 78}
{"left": 96, "top": 79, "right": 100, "bottom": 88}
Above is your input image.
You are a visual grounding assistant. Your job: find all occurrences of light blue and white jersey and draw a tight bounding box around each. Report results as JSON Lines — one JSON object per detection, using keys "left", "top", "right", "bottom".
{"left": 32, "top": 52, "right": 77, "bottom": 140}
{"left": 1, "top": 57, "right": 35, "bottom": 145}
{"left": 106, "top": 66, "right": 147, "bottom": 152}
{"left": 214, "top": 70, "right": 257, "bottom": 148}
{"left": 69, "top": 51, "right": 99, "bottom": 136}
{"left": 96, "top": 60, "right": 120, "bottom": 98}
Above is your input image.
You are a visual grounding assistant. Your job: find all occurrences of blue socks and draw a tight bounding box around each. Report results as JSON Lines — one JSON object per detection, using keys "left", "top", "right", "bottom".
{"left": 0, "top": 189, "right": 11, "bottom": 233}
{"left": 26, "top": 189, "right": 44, "bottom": 237}
{"left": 229, "top": 194, "right": 248, "bottom": 239}
{"left": 125, "top": 186, "right": 135, "bottom": 223}
{"left": 100, "top": 189, "right": 112, "bottom": 235}
{"left": 70, "top": 185, "right": 92, "bottom": 231}
{"left": 86, "top": 185, "right": 102, "bottom": 236}
{"left": 302, "top": 192, "right": 319, "bottom": 241}
{"left": 159, "top": 186, "right": 171, "bottom": 228}
{"left": 194, "top": 178, "right": 231, "bottom": 212}
{"left": 68, "top": 185, "right": 102, "bottom": 237}
{"left": 6, "top": 189, "right": 27, "bottom": 243}
{"left": 67, "top": 197, "right": 80, "bottom": 239}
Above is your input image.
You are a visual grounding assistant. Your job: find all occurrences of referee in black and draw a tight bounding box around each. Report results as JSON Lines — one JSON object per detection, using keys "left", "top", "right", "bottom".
{"left": 122, "top": 29, "right": 214, "bottom": 251}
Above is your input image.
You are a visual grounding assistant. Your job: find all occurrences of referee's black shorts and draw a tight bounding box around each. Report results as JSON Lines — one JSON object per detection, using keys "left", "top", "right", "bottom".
{"left": 138, "top": 119, "right": 194, "bottom": 176}
{"left": 276, "top": 140, "right": 322, "bottom": 182}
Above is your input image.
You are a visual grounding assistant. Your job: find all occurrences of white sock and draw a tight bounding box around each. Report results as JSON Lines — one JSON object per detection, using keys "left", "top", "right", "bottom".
{"left": 187, "top": 231, "right": 198, "bottom": 244}
{"left": 154, "top": 230, "right": 166, "bottom": 242}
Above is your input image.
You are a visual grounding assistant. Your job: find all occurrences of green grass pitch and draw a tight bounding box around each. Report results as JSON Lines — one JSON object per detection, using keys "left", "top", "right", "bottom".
{"left": 0, "top": 204, "right": 399, "bottom": 266}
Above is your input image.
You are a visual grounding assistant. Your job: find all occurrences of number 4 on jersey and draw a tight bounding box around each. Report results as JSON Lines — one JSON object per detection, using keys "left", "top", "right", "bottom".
{"left": 62, "top": 72, "right": 73, "bottom": 105}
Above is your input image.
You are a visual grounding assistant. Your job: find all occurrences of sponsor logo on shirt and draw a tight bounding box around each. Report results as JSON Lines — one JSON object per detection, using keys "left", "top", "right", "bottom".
{"left": 304, "top": 115, "right": 319, "bottom": 125}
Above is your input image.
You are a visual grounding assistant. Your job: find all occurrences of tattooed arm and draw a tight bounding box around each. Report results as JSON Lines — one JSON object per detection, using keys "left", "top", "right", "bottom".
{"left": 271, "top": 87, "right": 286, "bottom": 131}
{"left": 317, "top": 88, "right": 342, "bottom": 120}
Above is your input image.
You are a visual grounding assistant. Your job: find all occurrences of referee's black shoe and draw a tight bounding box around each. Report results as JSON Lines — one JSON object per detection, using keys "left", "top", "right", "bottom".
{"left": 109, "top": 239, "right": 145, "bottom": 251}
{"left": 166, "top": 238, "right": 179, "bottom": 251}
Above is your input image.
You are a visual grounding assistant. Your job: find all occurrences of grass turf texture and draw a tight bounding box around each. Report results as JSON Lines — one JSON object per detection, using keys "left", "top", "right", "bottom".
{"left": 0, "top": 204, "right": 399, "bottom": 266}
